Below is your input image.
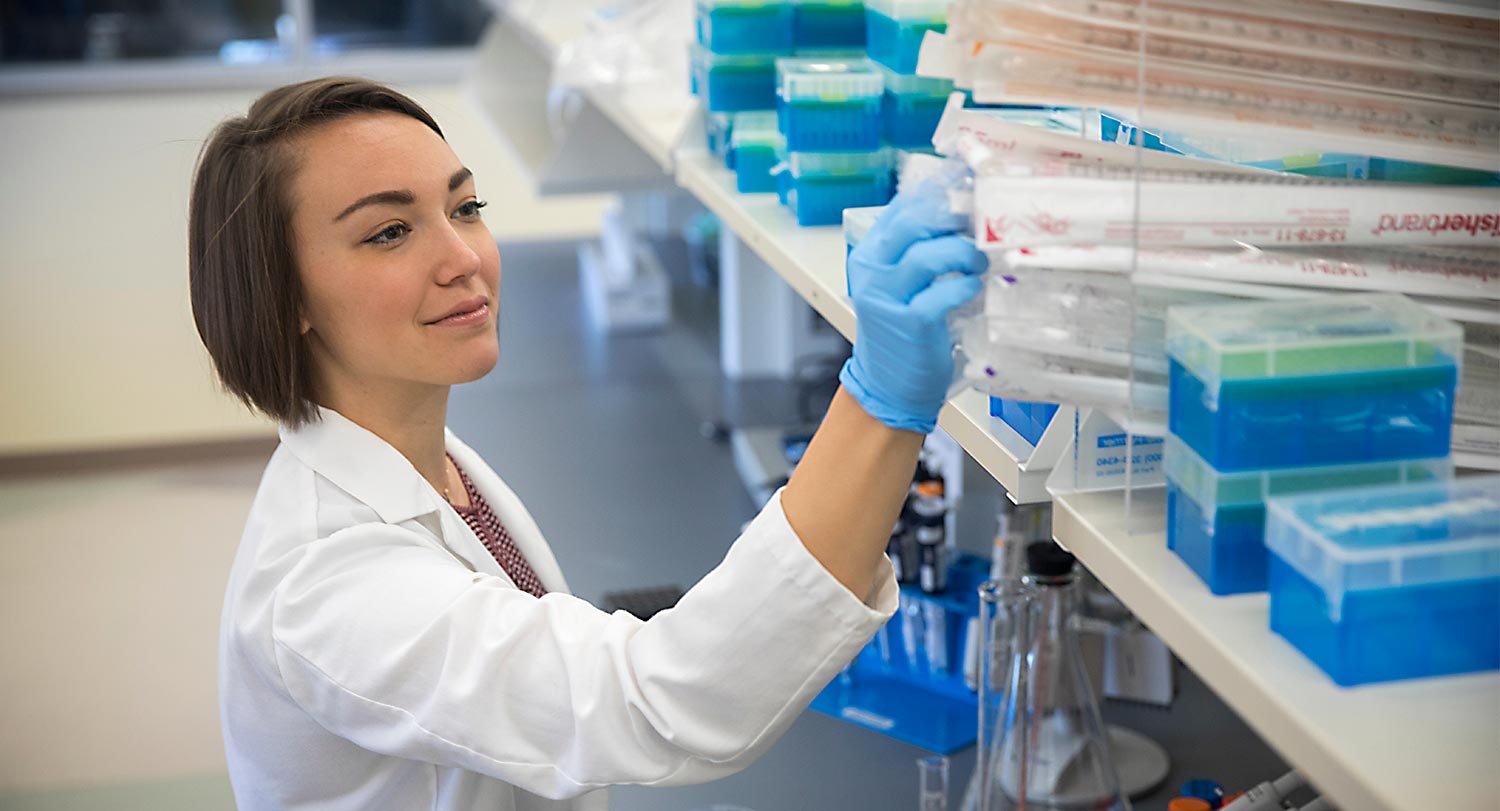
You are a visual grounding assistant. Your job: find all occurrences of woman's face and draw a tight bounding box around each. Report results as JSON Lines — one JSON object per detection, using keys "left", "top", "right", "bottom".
{"left": 288, "top": 112, "right": 501, "bottom": 399}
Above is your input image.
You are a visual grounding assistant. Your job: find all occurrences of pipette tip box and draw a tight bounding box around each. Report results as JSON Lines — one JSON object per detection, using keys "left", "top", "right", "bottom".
{"left": 863, "top": 0, "right": 946, "bottom": 74}
{"left": 879, "top": 63, "right": 953, "bottom": 148}
{"left": 693, "top": 45, "right": 780, "bottom": 113}
{"left": 779, "top": 147, "right": 894, "bottom": 226}
{"left": 1165, "top": 434, "right": 1451, "bottom": 596}
{"left": 1264, "top": 476, "right": 1500, "bottom": 686}
{"left": 731, "top": 111, "right": 785, "bottom": 193}
{"left": 776, "top": 58, "right": 884, "bottom": 151}
{"left": 695, "top": 0, "right": 794, "bottom": 55}
{"left": 792, "top": 0, "right": 866, "bottom": 49}
{"left": 1166, "top": 294, "right": 1461, "bottom": 471}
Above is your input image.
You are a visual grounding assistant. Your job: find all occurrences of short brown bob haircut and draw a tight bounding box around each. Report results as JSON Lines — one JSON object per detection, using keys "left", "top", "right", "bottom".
{"left": 188, "top": 77, "right": 443, "bottom": 428}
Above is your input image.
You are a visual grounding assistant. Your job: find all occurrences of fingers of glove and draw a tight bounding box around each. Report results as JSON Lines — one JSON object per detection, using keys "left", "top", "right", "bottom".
{"left": 886, "top": 235, "right": 989, "bottom": 302}
{"left": 908, "top": 273, "right": 984, "bottom": 322}
{"left": 861, "top": 192, "right": 967, "bottom": 266}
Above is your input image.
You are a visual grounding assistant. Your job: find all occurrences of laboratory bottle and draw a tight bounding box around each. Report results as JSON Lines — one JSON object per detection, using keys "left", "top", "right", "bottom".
{"left": 971, "top": 543, "right": 1131, "bottom": 811}
{"left": 911, "top": 483, "right": 948, "bottom": 594}
{"left": 990, "top": 497, "right": 1025, "bottom": 583}
{"left": 889, "top": 515, "right": 916, "bottom": 584}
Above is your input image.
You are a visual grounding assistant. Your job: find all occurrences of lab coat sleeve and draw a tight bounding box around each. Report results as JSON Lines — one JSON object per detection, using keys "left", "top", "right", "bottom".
{"left": 269, "top": 489, "right": 898, "bottom": 799}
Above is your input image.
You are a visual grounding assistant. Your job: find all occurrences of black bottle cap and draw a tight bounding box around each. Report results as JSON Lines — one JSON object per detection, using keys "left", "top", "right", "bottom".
{"left": 1026, "top": 541, "right": 1076, "bottom": 578}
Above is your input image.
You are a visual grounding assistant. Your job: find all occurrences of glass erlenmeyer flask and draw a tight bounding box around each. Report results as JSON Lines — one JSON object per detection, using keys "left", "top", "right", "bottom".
{"left": 978, "top": 542, "right": 1131, "bottom": 811}
{"left": 959, "top": 577, "right": 1035, "bottom": 811}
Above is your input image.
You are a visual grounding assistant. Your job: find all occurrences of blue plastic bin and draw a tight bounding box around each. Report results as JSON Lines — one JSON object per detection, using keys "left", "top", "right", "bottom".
{"left": 864, "top": 0, "right": 946, "bottom": 74}
{"left": 777, "top": 58, "right": 883, "bottom": 151}
{"left": 1164, "top": 434, "right": 1450, "bottom": 596}
{"left": 694, "top": 45, "right": 780, "bottom": 113}
{"left": 792, "top": 0, "right": 866, "bottom": 48}
{"left": 809, "top": 554, "right": 988, "bottom": 752}
{"left": 1264, "top": 476, "right": 1500, "bottom": 686}
{"left": 731, "top": 111, "right": 785, "bottom": 193}
{"left": 696, "top": 0, "right": 794, "bottom": 54}
{"left": 779, "top": 147, "right": 894, "bottom": 226}
{"left": 1166, "top": 294, "right": 1461, "bottom": 471}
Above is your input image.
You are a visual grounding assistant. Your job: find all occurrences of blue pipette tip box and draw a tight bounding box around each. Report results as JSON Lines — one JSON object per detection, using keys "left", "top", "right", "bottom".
{"left": 731, "top": 111, "right": 785, "bottom": 193}
{"left": 1166, "top": 294, "right": 1461, "bottom": 471}
{"left": 1165, "top": 434, "right": 1451, "bottom": 596}
{"left": 693, "top": 45, "right": 780, "bottom": 113}
{"left": 863, "top": 0, "right": 946, "bottom": 74}
{"left": 791, "top": 0, "right": 867, "bottom": 49}
{"left": 1265, "top": 476, "right": 1500, "bottom": 686}
{"left": 779, "top": 147, "right": 895, "bottom": 226}
{"left": 776, "top": 57, "right": 884, "bottom": 152}
{"left": 695, "top": 0, "right": 794, "bottom": 54}
{"left": 877, "top": 62, "right": 952, "bottom": 147}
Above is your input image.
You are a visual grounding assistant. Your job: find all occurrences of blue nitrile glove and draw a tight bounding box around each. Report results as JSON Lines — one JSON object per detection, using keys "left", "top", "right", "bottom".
{"left": 840, "top": 188, "right": 988, "bottom": 434}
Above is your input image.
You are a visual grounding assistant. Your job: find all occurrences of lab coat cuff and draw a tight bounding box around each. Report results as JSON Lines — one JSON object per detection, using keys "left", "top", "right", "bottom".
{"left": 761, "top": 488, "right": 899, "bottom": 632}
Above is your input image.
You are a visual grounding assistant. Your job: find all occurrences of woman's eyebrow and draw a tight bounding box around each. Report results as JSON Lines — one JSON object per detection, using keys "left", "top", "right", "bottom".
{"left": 449, "top": 166, "right": 472, "bottom": 191}
{"left": 332, "top": 168, "right": 474, "bottom": 223}
{"left": 333, "top": 190, "right": 414, "bottom": 223}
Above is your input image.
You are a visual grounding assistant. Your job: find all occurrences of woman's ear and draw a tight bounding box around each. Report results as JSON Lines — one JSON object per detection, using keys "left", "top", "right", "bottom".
{"left": 299, "top": 312, "right": 311, "bottom": 336}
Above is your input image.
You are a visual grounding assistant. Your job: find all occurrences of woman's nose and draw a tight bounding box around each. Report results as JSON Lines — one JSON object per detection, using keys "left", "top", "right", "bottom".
{"left": 434, "top": 220, "right": 482, "bottom": 286}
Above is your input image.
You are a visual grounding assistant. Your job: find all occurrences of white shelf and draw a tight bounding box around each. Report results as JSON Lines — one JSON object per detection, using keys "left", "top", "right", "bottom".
{"left": 489, "top": 0, "right": 692, "bottom": 174}
{"left": 1052, "top": 485, "right": 1500, "bottom": 811}
{"left": 464, "top": 22, "right": 1500, "bottom": 808}
{"left": 675, "top": 150, "right": 1053, "bottom": 504}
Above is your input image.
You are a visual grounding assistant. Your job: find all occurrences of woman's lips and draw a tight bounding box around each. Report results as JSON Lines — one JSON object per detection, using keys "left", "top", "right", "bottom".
{"left": 428, "top": 303, "right": 489, "bottom": 327}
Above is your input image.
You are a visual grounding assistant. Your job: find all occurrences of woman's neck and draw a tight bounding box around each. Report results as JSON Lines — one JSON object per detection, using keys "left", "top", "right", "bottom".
{"left": 317, "top": 377, "right": 453, "bottom": 496}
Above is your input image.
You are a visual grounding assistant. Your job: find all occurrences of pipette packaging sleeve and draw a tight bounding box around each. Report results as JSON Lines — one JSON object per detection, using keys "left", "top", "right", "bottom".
{"left": 695, "top": 0, "right": 794, "bottom": 54}
{"left": 778, "top": 147, "right": 895, "bottom": 226}
{"left": 792, "top": 0, "right": 866, "bottom": 49}
{"left": 1264, "top": 476, "right": 1500, "bottom": 686}
{"left": 693, "top": 45, "right": 780, "bottom": 112}
{"left": 776, "top": 58, "right": 884, "bottom": 151}
{"left": 808, "top": 553, "right": 988, "bottom": 752}
{"left": 999, "top": 244, "right": 1500, "bottom": 302}
{"left": 731, "top": 111, "right": 786, "bottom": 193}
{"left": 864, "top": 0, "right": 947, "bottom": 73}
{"left": 961, "top": 34, "right": 1499, "bottom": 172}
{"left": 1166, "top": 293, "right": 1462, "bottom": 471}
{"left": 878, "top": 63, "right": 953, "bottom": 147}
{"left": 971, "top": 174, "right": 1500, "bottom": 250}
{"left": 1165, "top": 434, "right": 1451, "bottom": 596}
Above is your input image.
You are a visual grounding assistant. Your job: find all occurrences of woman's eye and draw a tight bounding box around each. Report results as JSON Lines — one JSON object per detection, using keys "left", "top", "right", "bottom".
{"left": 455, "top": 199, "right": 488, "bottom": 219}
{"left": 365, "top": 223, "right": 409, "bottom": 245}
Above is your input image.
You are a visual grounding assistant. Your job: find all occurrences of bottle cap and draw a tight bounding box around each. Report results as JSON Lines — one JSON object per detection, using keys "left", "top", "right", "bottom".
{"left": 1026, "top": 541, "right": 1075, "bottom": 578}
{"left": 916, "top": 480, "right": 944, "bottom": 498}
{"left": 1181, "top": 778, "right": 1226, "bottom": 807}
{"left": 1168, "top": 800, "right": 1212, "bottom": 811}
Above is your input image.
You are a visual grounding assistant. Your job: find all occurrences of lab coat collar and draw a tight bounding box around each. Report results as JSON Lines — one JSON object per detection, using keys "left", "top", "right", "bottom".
{"left": 277, "top": 406, "right": 570, "bottom": 594}
{"left": 278, "top": 406, "right": 444, "bottom": 526}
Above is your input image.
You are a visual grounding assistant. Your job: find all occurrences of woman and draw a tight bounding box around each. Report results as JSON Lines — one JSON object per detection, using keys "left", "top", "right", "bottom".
{"left": 192, "top": 77, "right": 984, "bottom": 811}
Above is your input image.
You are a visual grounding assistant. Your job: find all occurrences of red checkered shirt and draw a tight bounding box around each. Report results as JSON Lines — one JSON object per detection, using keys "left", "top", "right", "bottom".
{"left": 450, "top": 456, "right": 548, "bottom": 598}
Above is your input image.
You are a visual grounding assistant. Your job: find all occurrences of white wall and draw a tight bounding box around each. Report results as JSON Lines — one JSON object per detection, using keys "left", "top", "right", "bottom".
{"left": 0, "top": 82, "right": 612, "bottom": 456}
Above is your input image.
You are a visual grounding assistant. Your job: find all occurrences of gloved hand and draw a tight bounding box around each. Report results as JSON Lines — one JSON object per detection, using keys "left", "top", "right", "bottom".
{"left": 840, "top": 187, "right": 988, "bottom": 434}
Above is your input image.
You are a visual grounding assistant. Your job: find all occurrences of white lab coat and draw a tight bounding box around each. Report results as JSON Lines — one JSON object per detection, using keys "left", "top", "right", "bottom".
{"left": 219, "top": 406, "right": 898, "bottom": 810}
